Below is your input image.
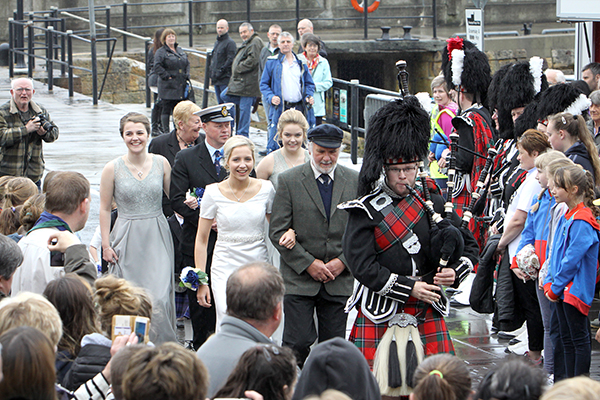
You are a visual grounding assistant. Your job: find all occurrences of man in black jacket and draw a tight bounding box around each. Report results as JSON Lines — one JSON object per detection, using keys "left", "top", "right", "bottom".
{"left": 259, "top": 24, "right": 281, "bottom": 128}
{"left": 210, "top": 19, "right": 237, "bottom": 105}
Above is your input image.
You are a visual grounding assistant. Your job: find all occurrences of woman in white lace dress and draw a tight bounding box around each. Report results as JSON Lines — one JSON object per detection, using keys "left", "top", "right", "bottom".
{"left": 194, "top": 136, "right": 294, "bottom": 330}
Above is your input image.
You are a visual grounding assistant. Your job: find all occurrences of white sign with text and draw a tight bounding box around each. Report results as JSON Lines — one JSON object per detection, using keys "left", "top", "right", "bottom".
{"left": 466, "top": 8, "right": 484, "bottom": 51}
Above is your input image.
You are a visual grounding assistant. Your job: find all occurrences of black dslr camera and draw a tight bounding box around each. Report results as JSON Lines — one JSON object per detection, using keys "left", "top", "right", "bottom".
{"left": 34, "top": 113, "right": 55, "bottom": 132}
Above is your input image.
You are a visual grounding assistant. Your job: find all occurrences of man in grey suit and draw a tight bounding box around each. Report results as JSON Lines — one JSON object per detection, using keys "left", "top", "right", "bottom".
{"left": 270, "top": 124, "right": 358, "bottom": 367}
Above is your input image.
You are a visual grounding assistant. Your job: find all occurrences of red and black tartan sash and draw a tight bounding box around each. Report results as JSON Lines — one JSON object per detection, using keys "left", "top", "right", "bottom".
{"left": 374, "top": 194, "right": 425, "bottom": 253}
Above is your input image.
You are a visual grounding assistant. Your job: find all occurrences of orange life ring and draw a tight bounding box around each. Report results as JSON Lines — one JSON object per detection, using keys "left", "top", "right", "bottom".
{"left": 351, "top": 0, "right": 380, "bottom": 13}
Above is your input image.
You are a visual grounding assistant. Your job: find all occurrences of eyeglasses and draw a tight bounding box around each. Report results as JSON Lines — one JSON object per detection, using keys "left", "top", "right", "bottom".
{"left": 387, "top": 166, "right": 418, "bottom": 175}
{"left": 14, "top": 88, "right": 32, "bottom": 93}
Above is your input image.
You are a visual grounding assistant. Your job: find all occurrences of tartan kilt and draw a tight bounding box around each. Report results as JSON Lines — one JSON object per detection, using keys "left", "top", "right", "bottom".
{"left": 349, "top": 297, "right": 454, "bottom": 369}
{"left": 175, "top": 291, "right": 189, "bottom": 319}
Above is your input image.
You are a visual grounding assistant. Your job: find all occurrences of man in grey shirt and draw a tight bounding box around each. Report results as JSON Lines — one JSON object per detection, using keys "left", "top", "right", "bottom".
{"left": 196, "top": 262, "right": 284, "bottom": 397}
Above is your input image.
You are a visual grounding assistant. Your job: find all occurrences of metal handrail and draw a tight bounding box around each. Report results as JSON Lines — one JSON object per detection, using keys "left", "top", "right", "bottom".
{"left": 60, "top": 10, "right": 150, "bottom": 41}
{"left": 8, "top": 18, "right": 118, "bottom": 105}
{"left": 10, "top": 0, "right": 437, "bottom": 110}
{"left": 35, "top": 0, "right": 438, "bottom": 49}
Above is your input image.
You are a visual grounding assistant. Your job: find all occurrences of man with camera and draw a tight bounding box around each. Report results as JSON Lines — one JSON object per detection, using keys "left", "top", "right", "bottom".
{"left": 0, "top": 78, "right": 59, "bottom": 186}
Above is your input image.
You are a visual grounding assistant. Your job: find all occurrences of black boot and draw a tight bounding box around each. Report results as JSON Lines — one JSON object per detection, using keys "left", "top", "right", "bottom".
{"left": 151, "top": 98, "right": 163, "bottom": 136}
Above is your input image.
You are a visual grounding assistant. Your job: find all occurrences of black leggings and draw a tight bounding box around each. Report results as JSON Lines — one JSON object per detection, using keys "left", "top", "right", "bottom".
{"left": 511, "top": 271, "right": 544, "bottom": 351}
{"left": 160, "top": 99, "right": 181, "bottom": 132}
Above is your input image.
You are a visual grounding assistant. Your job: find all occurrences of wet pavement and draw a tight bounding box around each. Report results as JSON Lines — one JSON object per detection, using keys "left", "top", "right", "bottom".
{"left": 448, "top": 300, "right": 600, "bottom": 385}
{"left": 1, "top": 66, "right": 599, "bottom": 385}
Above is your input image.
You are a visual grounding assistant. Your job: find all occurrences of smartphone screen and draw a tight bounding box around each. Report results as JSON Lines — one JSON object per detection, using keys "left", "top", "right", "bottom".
{"left": 50, "top": 251, "right": 64, "bottom": 267}
{"left": 134, "top": 317, "right": 148, "bottom": 343}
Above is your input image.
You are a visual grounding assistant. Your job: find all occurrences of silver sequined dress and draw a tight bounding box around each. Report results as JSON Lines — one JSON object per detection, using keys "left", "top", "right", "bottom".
{"left": 109, "top": 156, "right": 176, "bottom": 344}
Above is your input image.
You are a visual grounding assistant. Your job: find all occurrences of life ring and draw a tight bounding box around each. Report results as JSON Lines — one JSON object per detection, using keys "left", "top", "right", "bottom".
{"left": 351, "top": 0, "right": 380, "bottom": 13}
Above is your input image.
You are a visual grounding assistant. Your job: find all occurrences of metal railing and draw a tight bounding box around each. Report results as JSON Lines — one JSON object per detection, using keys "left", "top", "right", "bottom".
{"left": 8, "top": 12, "right": 212, "bottom": 107}
{"left": 14, "top": 0, "right": 438, "bottom": 53}
{"left": 9, "top": 0, "right": 435, "bottom": 112}
{"left": 325, "top": 78, "right": 402, "bottom": 164}
{"left": 8, "top": 17, "right": 119, "bottom": 105}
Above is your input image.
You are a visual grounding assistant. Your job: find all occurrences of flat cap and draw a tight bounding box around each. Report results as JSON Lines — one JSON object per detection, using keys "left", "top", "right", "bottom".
{"left": 307, "top": 124, "right": 343, "bottom": 148}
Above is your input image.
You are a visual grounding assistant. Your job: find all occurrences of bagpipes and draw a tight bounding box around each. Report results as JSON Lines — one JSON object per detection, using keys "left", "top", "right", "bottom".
{"left": 372, "top": 60, "right": 428, "bottom": 397}
{"left": 396, "top": 60, "right": 409, "bottom": 98}
{"left": 444, "top": 133, "right": 460, "bottom": 218}
{"left": 405, "top": 184, "right": 464, "bottom": 272}
{"left": 373, "top": 182, "right": 463, "bottom": 396}
{"left": 430, "top": 134, "right": 496, "bottom": 227}
{"left": 460, "top": 147, "right": 497, "bottom": 229}
{"left": 396, "top": 59, "right": 464, "bottom": 270}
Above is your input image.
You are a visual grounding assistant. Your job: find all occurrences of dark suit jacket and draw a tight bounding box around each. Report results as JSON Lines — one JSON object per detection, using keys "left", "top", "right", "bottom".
{"left": 269, "top": 162, "right": 358, "bottom": 297}
{"left": 149, "top": 129, "right": 203, "bottom": 217}
{"left": 170, "top": 141, "right": 227, "bottom": 258}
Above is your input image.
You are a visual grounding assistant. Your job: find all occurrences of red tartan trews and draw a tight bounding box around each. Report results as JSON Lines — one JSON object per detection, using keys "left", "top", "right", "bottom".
{"left": 349, "top": 297, "right": 455, "bottom": 369}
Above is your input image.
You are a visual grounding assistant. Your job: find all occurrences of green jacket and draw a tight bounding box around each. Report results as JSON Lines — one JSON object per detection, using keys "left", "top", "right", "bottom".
{"left": 0, "top": 99, "right": 58, "bottom": 182}
{"left": 227, "top": 32, "right": 264, "bottom": 97}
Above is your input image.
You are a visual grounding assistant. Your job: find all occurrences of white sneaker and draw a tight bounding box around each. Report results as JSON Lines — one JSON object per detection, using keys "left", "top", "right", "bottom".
{"left": 498, "top": 323, "right": 526, "bottom": 340}
{"left": 506, "top": 329, "right": 529, "bottom": 355}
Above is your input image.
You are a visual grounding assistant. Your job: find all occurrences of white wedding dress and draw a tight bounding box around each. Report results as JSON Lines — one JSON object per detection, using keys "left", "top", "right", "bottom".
{"left": 200, "top": 180, "right": 275, "bottom": 330}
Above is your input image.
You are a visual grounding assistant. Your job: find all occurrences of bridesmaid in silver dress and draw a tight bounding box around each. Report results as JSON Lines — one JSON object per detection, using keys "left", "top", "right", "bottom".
{"left": 99, "top": 112, "right": 176, "bottom": 344}
{"left": 256, "top": 109, "right": 311, "bottom": 188}
{"left": 256, "top": 109, "right": 308, "bottom": 267}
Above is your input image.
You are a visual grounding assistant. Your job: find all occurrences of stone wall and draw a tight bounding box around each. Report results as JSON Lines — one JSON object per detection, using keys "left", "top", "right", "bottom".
{"left": 64, "top": 50, "right": 207, "bottom": 103}
{"left": 2, "top": 0, "right": 560, "bottom": 42}
{"left": 54, "top": 39, "right": 574, "bottom": 105}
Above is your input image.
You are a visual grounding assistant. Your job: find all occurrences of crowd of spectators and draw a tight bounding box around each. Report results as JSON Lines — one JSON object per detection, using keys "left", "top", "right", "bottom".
{"left": 3, "top": 17, "right": 600, "bottom": 400}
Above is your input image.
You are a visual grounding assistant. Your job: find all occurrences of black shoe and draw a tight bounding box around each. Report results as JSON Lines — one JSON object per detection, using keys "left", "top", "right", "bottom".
{"left": 498, "top": 331, "right": 517, "bottom": 340}
{"left": 258, "top": 150, "right": 268, "bottom": 156}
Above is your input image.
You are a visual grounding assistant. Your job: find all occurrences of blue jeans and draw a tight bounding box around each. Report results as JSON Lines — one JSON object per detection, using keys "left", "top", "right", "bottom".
{"left": 550, "top": 301, "right": 591, "bottom": 381}
{"left": 214, "top": 84, "right": 226, "bottom": 104}
{"left": 267, "top": 117, "right": 280, "bottom": 153}
{"left": 262, "top": 94, "right": 271, "bottom": 128}
{"left": 220, "top": 88, "right": 253, "bottom": 137}
{"left": 266, "top": 101, "right": 307, "bottom": 154}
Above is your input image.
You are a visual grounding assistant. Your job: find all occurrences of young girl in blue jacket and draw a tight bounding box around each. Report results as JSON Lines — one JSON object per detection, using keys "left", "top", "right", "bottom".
{"left": 511, "top": 150, "right": 570, "bottom": 375}
{"left": 544, "top": 164, "right": 600, "bottom": 381}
